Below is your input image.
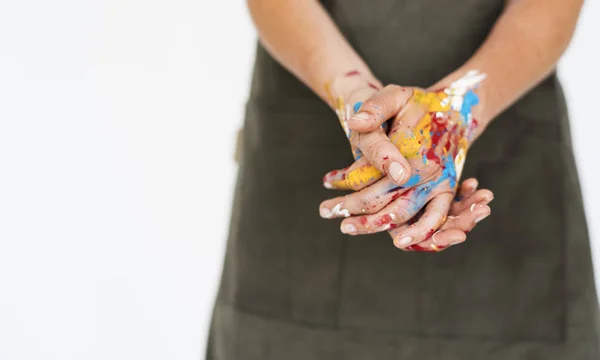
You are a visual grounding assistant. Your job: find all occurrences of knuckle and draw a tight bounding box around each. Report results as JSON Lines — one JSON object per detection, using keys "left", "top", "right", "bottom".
{"left": 387, "top": 84, "right": 412, "bottom": 106}
{"left": 342, "top": 194, "right": 360, "bottom": 212}
{"left": 386, "top": 84, "right": 402, "bottom": 92}
{"left": 363, "top": 98, "right": 387, "bottom": 117}
{"left": 360, "top": 194, "right": 380, "bottom": 211}
{"left": 365, "top": 139, "right": 389, "bottom": 162}
{"left": 390, "top": 206, "right": 411, "bottom": 224}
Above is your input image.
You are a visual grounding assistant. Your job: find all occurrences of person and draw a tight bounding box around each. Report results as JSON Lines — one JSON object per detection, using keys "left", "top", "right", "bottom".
{"left": 206, "top": 0, "right": 599, "bottom": 358}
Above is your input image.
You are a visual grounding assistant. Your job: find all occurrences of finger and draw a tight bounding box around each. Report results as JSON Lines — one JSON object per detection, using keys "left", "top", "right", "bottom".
{"left": 318, "top": 197, "right": 351, "bottom": 219}
{"left": 442, "top": 203, "right": 491, "bottom": 233}
{"left": 451, "top": 188, "right": 494, "bottom": 214}
{"left": 454, "top": 178, "right": 479, "bottom": 201}
{"left": 383, "top": 205, "right": 427, "bottom": 241}
{"left": 322, "top": 158, "right": 384, "bottom": 191}
{"left": 386, "top": 102, "right": 431, "bottom": 167}
{"left": 415, "top": 203, "right": 491, "bottom": 250}
{"left": 338, "top": 182, "right": 443, "bottom": 234}
{"left": 404, "top": 230, "right": 466, "bottom": 252}
{"left": 319, "top": 177, "right": 408, "bottom": 218}
{"left": 389, "top": 192, "right": 453, "bottom": 248}
{"left": 339, "top": 197, "right": 419, "bottom": 235}
{"left": 347, "top": 85, "right": 414, "bottom": 132}
{"left": 357, "top": 131, "right": 411, "bottom": 185}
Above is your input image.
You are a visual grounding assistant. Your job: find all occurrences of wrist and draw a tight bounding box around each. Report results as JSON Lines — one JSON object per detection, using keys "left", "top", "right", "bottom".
{"left": 429, "top": 69, "right": 491, "bottom": 145}
{"left": 325, "top": 70, "right": 382, "bottom": 111}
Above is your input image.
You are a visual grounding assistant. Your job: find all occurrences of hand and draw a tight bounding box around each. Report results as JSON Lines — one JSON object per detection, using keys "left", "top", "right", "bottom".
{"left": 321, "top": 71, "right": 489, "bottom": 250}
{"left": 395, "top": 178, "right": 492, "bottom": 252}
{"left": 322, "top": 177, "right": 492, "bottom": 251}
{"left": 324, "top": 71, "right": 486, "bottom": 191}
{"left": 324, "top": 70, "right": 412, "bottom": 185}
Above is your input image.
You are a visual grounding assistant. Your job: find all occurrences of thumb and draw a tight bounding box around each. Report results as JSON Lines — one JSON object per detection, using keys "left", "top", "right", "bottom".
{"left": 347, "top": 85, "right": 414, "bottom": 133}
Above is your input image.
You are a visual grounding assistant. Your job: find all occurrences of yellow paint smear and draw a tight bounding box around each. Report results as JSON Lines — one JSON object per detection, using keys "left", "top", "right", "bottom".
{"left": 326, "top": 89, "right": 462, "bottom": 190}
{"left": 328, "top": 165, "right": 383, "bottom": 190}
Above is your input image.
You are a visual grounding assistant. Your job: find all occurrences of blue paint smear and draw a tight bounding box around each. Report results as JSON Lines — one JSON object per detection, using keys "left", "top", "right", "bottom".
{"left": 460, "top": 90, "right": 479, "bottom": 123}
{"left": 404, "top": 174, "right": 421, "bottom": 187}
{"left": 407, "top": 160, "right": 456, "bottom": 212}
{"left": 353, "top": 148, "right": 363, "bottom": 160}
{"left": 353, "top": 101, "right": 363, "bottom": 113}
{"left": 384, "top": 174, "right": 421, "bottom": 194}
{"left": 384, "top": 157, "right": 458, "bottom": 212}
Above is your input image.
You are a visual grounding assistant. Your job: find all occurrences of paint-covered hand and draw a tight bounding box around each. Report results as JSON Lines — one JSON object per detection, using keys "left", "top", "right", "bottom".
{"left": 397, "top": 178, "right": 492, "bottom": 252}
{"left": 321, "top": 178, "right": 492, "bottom": 251}
{"left": 320, "top": 71, "right": 488, "bottom": 249}
{"left": 323, "top": 71, "right": 486, "bottom": 191}
{"left": 325, "top": 70, "right": 413, "bottom": 185}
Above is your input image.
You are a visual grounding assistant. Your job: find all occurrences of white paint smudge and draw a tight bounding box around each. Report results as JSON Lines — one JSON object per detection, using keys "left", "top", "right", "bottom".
{"left": 441, "top": 70, "right": 487, "bottom": 112}
{"left": 328, "top": 202, "right": 350, "bottom": 218}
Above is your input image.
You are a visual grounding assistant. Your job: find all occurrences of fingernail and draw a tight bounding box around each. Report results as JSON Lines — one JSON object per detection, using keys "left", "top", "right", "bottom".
{"left": 396, "top": 236, "right": 413, "bottom": 247}
{"left": 320, "top": 207, "right": 331, "bottom": 218}
{"left": 341, "top": 223, "right": 357, "bottom": 234}
{"left": 449, "top": 240, "right": 464, "bottom": 246}
{"left": 475, "top": 213, "right": 489, "bottom": 223}
{"left": 350, "top": 112, "right": 370, "bottom": 122}
{"left": 324, "top": 182, "right": 333, "bottom": 189}
{"left": 388, "top": 162, "right": 405, "bottom": 184}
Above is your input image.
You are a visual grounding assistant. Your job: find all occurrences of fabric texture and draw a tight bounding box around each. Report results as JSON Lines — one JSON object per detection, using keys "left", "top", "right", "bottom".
{"left": 206, "top": 0, "right": 600, "bottom": 358}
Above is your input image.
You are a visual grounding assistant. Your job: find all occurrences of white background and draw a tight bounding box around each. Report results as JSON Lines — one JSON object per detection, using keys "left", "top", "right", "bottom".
{"left": 0, "top": 1, "right": 598, "bottom": 359}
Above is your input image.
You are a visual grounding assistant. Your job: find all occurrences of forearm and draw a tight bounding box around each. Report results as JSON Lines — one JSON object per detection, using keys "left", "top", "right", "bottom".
{"left": 247, "top": 0, "right": 379, "bottom": 105}
{"left": 432, "top": 0, "right": 583, "bottom": 133}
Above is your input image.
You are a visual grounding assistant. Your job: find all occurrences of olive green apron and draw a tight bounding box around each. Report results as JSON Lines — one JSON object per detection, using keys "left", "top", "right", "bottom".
{"left": 206, "top": 1, "right": 600, "bottom": 358}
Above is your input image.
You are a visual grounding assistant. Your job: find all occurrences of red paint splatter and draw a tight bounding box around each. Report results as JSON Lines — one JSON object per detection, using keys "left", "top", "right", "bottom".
{"left": 345, "top": 70, "right": 361, "bottom": 77}
{"left": 373, "top": 214, "right": 394, "bottom": 227}
{"left": 424, "top": 228, "right": 435, "bottom": 240}
{"left": 468, "top": 118, "right": 479, "bottom": 139}
{"left": 391, "top": 192, "right": 402, "bottom": 201}
{"left": 423, "top": 111, "right": 463, "bottom": 166}
{"left": 359, "top": 216, "right": 368, "bottom": 225}
{"left": 330, "top": 170, "right": 338, "bottom": 176}
{"left": 368, "top": 82, "right": 380, "bottom": 90}
{"left": 406, "top": 244, "right": 446, "bottom": 252}
{"left": 404, "top": 188, "right": 416, "bottom": 198}
{"left": 383, "top": 156, "right": 389, "bottom": 160}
